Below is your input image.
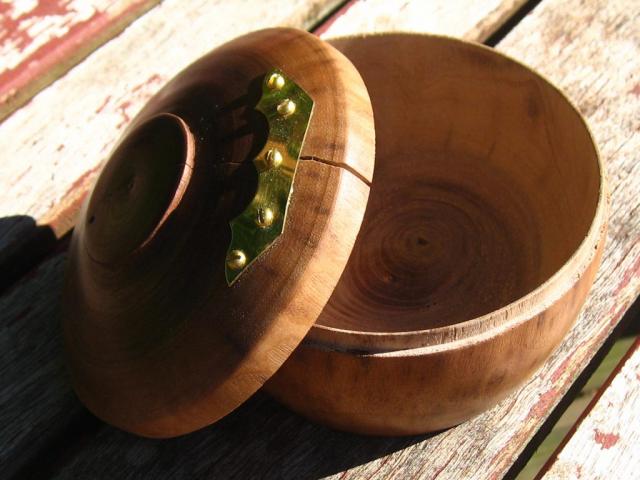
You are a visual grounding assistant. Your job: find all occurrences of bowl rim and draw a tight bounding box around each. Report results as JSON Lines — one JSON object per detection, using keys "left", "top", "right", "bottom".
{"left": 307, "top": 32, "right": 608, "bottom": 355}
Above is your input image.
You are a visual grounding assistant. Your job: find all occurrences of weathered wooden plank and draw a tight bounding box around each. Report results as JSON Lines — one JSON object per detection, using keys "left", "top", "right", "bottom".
{"left": 0, "top": 1, "right": 528, "bottom": 477}
{"left": 542, "top": 338, "right": 640, "bottom": 480}
{"left": 0, "top": 0, "right": 344, "bottom": 476}
{"left": 0, "top": 0, "right": 343, "bottom": 274}
{"left": 49, "top": 0, "right": 640, "bottom": 478}
{"left": 316, "top": 0, "right": 527, "bottom": 40}
{"left": 0, "top": 0, "right": 161, "bottom": 122}
{"left": 0, "top": 0, "right": 529, "bottom": 264}
{"left": 0, "top": 252, "right": 82, "bottom": 479}
{"left": 0, "top": 215, "right": 56, "bottom": 292}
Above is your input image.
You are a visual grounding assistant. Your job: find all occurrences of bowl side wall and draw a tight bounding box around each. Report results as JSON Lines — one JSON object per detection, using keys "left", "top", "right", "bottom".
{"left": 313, "top": 34, "right": 602, "bottom": 336}
{"left": 267, "top": 229, "right": 604, "bottom": 435}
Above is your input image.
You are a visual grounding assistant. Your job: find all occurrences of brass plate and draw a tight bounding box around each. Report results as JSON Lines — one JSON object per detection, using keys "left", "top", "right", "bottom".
{"left": 225, "top": 69, "right": 314, "bottom": 285}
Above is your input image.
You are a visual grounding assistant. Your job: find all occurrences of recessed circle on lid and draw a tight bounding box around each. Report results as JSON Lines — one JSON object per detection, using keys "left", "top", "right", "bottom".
{"left": 85, "top": 113, "right": 194, "bottom": 264}
{"left": 62, "top": 27, "right": 375, "bottom": 438}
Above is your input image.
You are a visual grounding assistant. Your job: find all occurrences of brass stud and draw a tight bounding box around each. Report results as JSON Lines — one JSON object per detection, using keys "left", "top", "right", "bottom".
{"left": 227, "top": 250, "right": 247, "bottom": 270}
{"left": 264, "top": 148, "right": 283, "bottom": 169}
{"left": 267, "top": 72, "right": 285, "bottom": 91}
{"left": 277, "top": 99, "right": 296, "bottom": 117}
{"left": 256, "top": 207, "right": 275, "bottom": 228}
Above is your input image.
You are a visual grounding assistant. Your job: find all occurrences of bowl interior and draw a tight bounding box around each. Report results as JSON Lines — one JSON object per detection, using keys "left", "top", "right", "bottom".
{"left": 317, "top": 35, "right": 601, "bottom": 333}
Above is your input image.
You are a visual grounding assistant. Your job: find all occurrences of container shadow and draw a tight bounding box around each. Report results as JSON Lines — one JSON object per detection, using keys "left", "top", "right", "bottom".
{"left": 0, "top": 214, "right": 436, "bottom": 480}
{"left": 57, "top": 393, "right": 436, "bottom": 479}
{"left": 0, "top": 215, "right": 58, "bottom": 293}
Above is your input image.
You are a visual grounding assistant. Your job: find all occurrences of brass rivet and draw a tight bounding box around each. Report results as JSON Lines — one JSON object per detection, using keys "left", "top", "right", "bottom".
{"left": 277, "top": 99, "right": 296, "bottom": 117}
{"left": 227, "top": 250, "right": 247, "bottom": 270}
{"left": 265, "top": 148, "right": 283, "bottom": 169}
{"left": 267, "top": 73, "right": 285, "bottom": 90}
{"left": 256, "top": 207, "right": 275, "bottom": 228}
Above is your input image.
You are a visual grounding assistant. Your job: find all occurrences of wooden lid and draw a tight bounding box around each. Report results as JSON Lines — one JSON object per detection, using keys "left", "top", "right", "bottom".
{"left": 61, "top": 28, "right": 374, "bottom": 437}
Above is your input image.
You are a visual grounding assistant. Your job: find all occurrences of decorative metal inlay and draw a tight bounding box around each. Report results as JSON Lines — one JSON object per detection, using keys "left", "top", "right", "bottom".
{"left": 225, "top": 69, "right": 314, "bottom": 285}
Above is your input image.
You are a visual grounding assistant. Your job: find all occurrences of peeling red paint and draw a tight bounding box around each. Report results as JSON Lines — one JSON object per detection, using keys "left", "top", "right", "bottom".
{"left": 0, "top": 1, "right": 157, "bottom": 110}
{"left": 551, "top": 354, "right": 576, "bottom": 383}
{"left": 116, "top": 99, "right": 133, "bottom": 129}
{"left": 612, "top": 255, "right": 640, "bottom": 297}
{"left": 362, "top": 453, "right": 392, "bottom": 480}
{"left": 607, "top": 298, "right": 633, "bottom": 328}
{"left": 1, "top": 2, "right": 104, "bottom": 102}
{"left": 132, "top": 74, "right": 162, "bottom": 94}
{"left": 114, "top": 74, "right": 163, "bottom": 128}
{"left": 95, "top": 95, "right": 112, "bottom": 114}
{"left": 0, "top": 1, "right": 71, "bottom": 53}
{"left": 594, "top": 429, "right": 619, "bottom": 449}
{"left": 66, "top": 164, "right": 104, "bottom": 199}
{"left": 487, "top": 389, "right": 557, "bottom": 473}
{"left": 529, "top": 388, "right": 558, "bottom": 419}
{"left": 432, "top": 453, "right": 455, "bottom": 479}
{"left": 46, "top": 162, "right": 103, "bottom": 235}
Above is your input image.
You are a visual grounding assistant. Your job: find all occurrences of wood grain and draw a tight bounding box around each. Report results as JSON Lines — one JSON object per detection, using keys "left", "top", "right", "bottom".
{"left": 316, "top": 0, "right": 528, "bottom": 41}
{"left": 0, "top": 0, "right": 343, "bottom": 265}
{"left": 50, "top": 0, "right": 640, "bottom": 476}
{"left": 542, "top": 338, "right": 640, "bottom": 480}
{"left": 0, "top": 0, "right": 344, "bottom": 472}
{"left": 1, "top": 0, "right": 638, "bottom": 477}
{"left": 316, "top": 35, "right": 603, "bottom": 337}
{"left": 0, "top": 0, "right": 528, "bottom": 473}
{"left": 267, "top": 33, "right": 605, "bottom": 435}
{"left": 62, "top": 27, "right": 374, "bottom": 437}
{"left": 0, "top": 253, "right": 81, "bottom": 479}
{"left": 0, "top": 0, "right": 160, "bottom": 122}
{"left": 0, "top": 0, "right": 529, "bottom": 270}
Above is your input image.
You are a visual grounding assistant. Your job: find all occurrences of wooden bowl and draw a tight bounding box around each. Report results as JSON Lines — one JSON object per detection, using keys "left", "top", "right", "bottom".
{"left": 61, "top": 28, "right": 375, "bottom": 438}
{"left": 62, "top": 29, "right": 606, "bottom": 438}
{"left": 265, "top": 34, "right": 607, "bottom": 435}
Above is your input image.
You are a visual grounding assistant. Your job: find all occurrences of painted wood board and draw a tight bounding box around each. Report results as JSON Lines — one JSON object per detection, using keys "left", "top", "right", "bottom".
{"left": 0, "top": 0, "right": 343, "bottom": 475}
{"left": 49, "top": 0, "right": 640, "bottom": 478}
{"left": 1, "top": 0, "right": 638, "bottom": 478}
{"left": 0, "top": 252, "right": 81, "bottom": 478}
{"left": 316, "top": 0, "right": 527, "bottom": 40}
{"left": 543, "top": 339, "right": 640, "bottom": 480}
{"left": 0, "top": 0, "right": 343, "bottom": 266}
{"left": 0, "top": 0, "right": 529, "bottom": 269}
{"left": 0, "top": 1, "right": 530, "bottom": 477}
{"left": 0, "top": 0, "right": 160, "bottom": 122}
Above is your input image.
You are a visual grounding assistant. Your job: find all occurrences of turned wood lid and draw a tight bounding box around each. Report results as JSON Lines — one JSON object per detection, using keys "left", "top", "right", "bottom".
{"left": 61, "top": 28, "right": 374, "bottom": 437}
